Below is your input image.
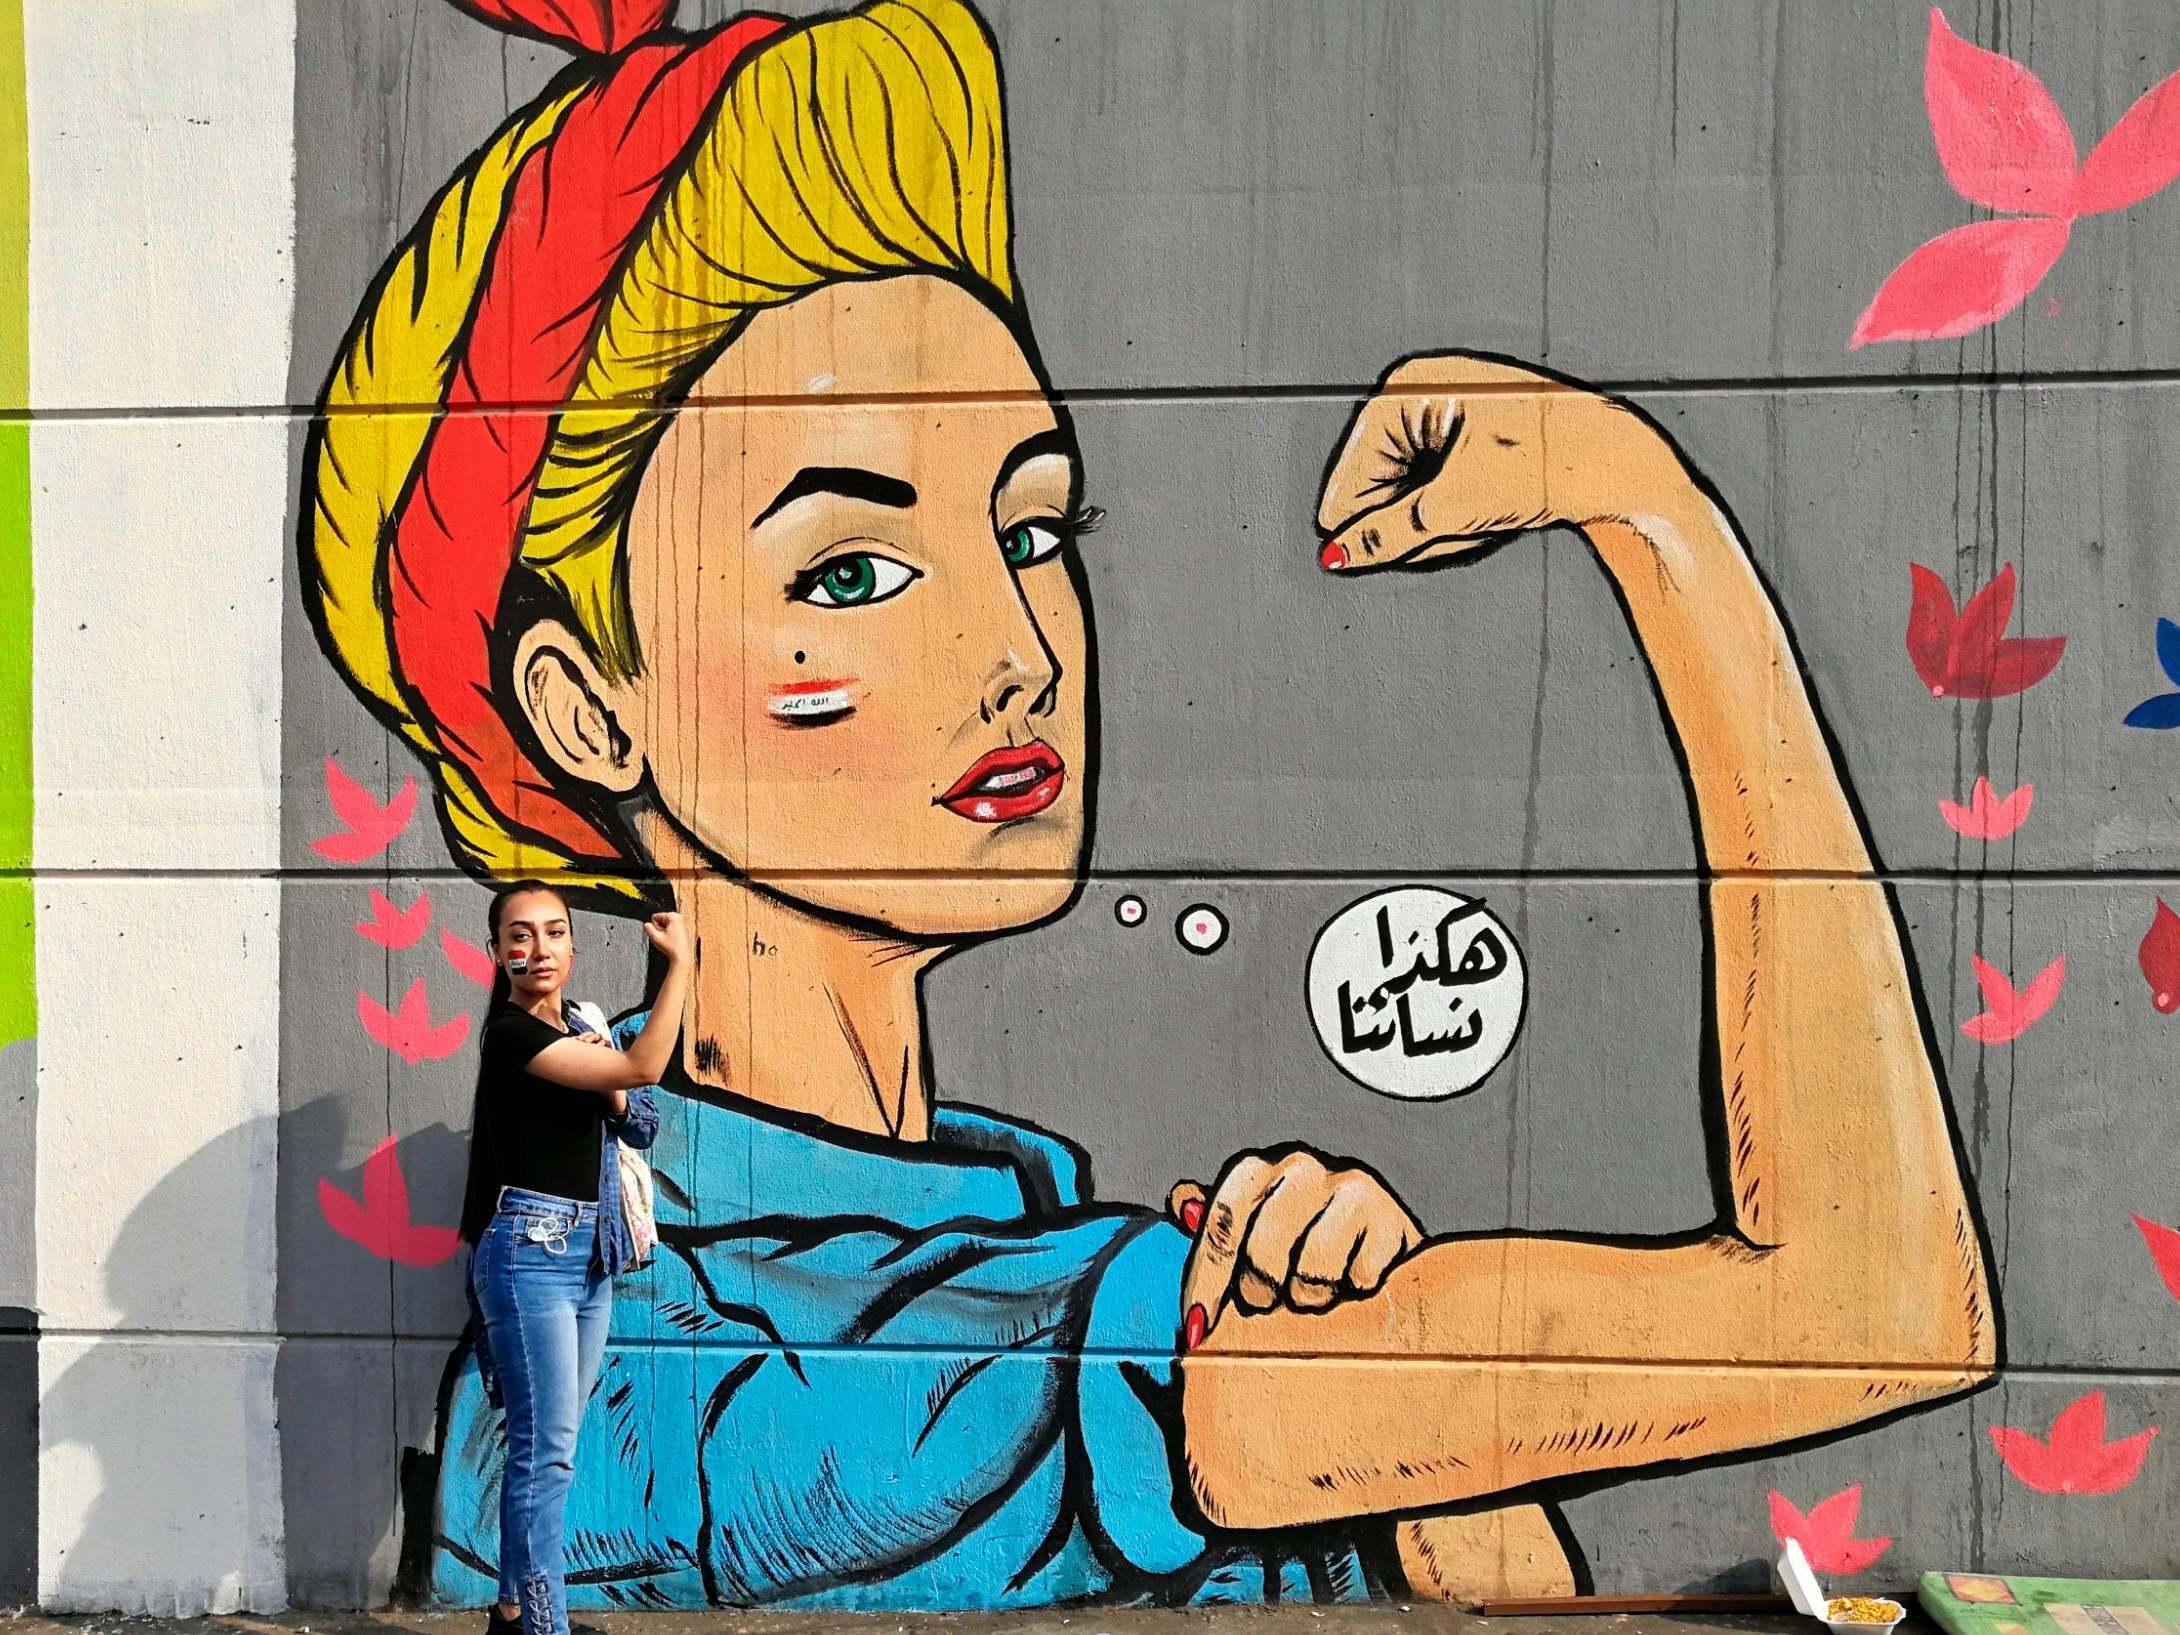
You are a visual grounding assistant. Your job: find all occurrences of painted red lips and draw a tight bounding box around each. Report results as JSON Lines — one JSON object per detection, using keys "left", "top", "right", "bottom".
{"left": 937, "top": 741, "right": 1066, "bottom": 823}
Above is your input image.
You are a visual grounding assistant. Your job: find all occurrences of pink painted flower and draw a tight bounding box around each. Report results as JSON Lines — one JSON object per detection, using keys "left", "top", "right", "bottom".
{"left": 1960, "top": 953, "right": 2063, "bottom": 1045}
{"left": 1939, "top": 776, "right": 2033, "bottom": 840}
{"left": 1855, "top": 11, "right": 2180, "bottom": 347}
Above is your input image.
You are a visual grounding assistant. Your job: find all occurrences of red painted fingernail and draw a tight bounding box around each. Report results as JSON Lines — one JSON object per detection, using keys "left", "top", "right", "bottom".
{"left": 1180, "top": 1198, "right": 1205, "bottom": 1234}
{"left": 1318, "top": 539, "right": 1348, "bottom": 571}
{"left": 1183, "top": 1304, "right": 1208, "bottom": 1351}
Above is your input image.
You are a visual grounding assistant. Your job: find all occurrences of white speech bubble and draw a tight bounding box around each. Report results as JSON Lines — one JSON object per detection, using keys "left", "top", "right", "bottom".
{"left": 1306, "top": 887, "right": 1526, "bottom": 1100}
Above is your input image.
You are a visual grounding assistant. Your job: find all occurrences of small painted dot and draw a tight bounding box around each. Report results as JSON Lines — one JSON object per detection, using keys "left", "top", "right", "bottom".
{"left": 1177, "top": 904, "right": 1228, "bottom": 955}
{"left": 1115, "top": 895, "right": 1146, "bottom": 927}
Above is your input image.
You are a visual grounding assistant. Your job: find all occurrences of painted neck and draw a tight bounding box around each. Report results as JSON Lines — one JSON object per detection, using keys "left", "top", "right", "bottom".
{"left": 643, "top": 820, "right": 942, "bottom": 1141}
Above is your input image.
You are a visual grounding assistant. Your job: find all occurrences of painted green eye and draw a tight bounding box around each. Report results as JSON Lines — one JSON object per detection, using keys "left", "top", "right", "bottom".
{"left": 1000, "top": 521, "right": 1065, "bottom": 568}
{"left": 792, "top": 552, "right": 918, "bottom": 608}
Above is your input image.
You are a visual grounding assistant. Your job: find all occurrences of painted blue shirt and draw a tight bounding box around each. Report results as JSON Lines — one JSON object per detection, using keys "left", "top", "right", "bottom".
{"left": 430, "top": 1020, "right": 1386, "bottom": 1610}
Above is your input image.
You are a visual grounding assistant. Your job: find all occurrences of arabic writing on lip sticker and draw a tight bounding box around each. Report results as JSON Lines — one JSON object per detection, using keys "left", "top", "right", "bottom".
{"left": 1306, "top": 887, "right": 1527, "bottom": 1101}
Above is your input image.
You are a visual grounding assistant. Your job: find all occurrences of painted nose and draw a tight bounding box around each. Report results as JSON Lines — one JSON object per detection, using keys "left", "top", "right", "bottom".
{"left": 976, "top": 574, "right": 1062, "bottom": 724}
{"left": 980, "top": 641, "right": 1059, "bottom": 724}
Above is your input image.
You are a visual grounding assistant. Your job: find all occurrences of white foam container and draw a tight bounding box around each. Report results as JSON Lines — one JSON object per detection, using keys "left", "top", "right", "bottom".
{"left": 1779, "top": 1539, "right": 1907, "bottom": 1635}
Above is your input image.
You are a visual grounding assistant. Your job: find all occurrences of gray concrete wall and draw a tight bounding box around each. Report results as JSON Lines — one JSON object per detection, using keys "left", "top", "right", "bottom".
{"left": 270, "top": 0, "right": 2180, "bottom": 1606}
{"left": 27, "top": 0, "right": 2180, "bottom": 1613}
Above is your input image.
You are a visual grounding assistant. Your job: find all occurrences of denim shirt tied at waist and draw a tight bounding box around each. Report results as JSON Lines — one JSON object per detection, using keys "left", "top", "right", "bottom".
{"left": 466, "top": 1004, "right": 659, "bottom": 1410}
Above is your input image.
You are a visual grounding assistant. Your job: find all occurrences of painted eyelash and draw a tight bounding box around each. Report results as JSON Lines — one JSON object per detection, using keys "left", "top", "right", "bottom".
{"left": 1012, "top": 504, "right": 1104, "bottom": 548}
{"left": 785, "top": 561, "right": 833, "bottom": 602}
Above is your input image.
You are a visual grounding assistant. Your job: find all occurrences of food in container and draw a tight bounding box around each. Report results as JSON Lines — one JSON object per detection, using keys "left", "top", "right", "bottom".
{"left": 1780, "top": 1540, "right": 1907, "bottom": 1634}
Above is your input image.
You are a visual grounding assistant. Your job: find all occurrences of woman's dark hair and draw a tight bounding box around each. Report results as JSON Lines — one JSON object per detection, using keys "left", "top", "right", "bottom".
{"left": 461, "top": 879, "right": 574, "bottom": 1243}
{"left": 482, "top": 878, "right": 572, "bottom": 1008}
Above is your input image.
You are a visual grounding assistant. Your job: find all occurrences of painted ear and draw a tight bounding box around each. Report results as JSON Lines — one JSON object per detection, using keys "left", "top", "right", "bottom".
{"left": 512, "top": 620, "right": 644, "bottom": 796}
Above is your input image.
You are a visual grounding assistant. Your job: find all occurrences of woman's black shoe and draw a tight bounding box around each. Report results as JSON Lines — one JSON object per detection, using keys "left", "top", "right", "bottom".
{"left": 484, "top": 1609, "right": 522, "bottom": 1635}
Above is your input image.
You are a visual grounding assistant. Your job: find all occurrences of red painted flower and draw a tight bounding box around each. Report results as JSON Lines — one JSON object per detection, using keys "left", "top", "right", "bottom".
{"left": 2139, "top": 899, "right": 2180, "bottom": 1013}
{"left": 317, "top": 1134, "right": 462, "bottom": 1268}
{"left": 1907, "top": 563, "right": 2065, "bottom": 699}
{"left": 1768, "top": 1485, "right": 1892, "bottom": 1575}
{"left": 1989, "top": 1391, "right": 2157, "bottom": 1495}
{"left": 2135, "top": 1215, "right": 2180, "bottom": 1303}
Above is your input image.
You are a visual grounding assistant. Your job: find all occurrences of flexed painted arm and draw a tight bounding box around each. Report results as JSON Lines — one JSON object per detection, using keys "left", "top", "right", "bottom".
{"left": 1180, "top": 354, "right": 1996, "bottom": 1531}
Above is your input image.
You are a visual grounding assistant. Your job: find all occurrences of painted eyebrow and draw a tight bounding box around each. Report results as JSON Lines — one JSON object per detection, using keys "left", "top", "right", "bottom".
{"left": 752, "top": 466, "right": 918, "bottom": 528}
{"left": 991, "top": 429, "right": 1080, "bottom": 500}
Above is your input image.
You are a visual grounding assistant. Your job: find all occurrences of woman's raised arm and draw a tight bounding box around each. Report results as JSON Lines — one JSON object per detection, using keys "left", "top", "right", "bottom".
{"left": 524, "top": 911, "right": 693, "bottom": 1102}
{"left": 1180, "top": 355, "right": 1995, "bottom": 1530}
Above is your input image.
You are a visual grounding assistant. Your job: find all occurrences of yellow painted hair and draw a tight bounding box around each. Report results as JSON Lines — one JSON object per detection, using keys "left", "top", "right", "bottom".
{"left": 303, "top": 0, "right": 1015, "bottom": 895}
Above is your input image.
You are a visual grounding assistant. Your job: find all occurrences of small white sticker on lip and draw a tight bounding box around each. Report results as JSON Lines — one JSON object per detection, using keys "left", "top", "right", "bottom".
{"left": 767, "top": 687, "right": 854, "bottom": 720}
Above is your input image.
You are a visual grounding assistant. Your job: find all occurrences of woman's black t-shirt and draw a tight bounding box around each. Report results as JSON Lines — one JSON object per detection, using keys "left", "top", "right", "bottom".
{"left": 462, "top": 999, "right": 603, "bottom": 1236}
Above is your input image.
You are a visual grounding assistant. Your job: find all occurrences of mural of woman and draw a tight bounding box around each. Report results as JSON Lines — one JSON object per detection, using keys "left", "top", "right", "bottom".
{"left": 300, "top": 0, "right": 1997, "bottom": 1608}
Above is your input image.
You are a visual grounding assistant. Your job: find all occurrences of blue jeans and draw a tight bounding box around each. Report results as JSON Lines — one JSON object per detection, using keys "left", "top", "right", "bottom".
{"left": 469, "top": 1188, "right": 612, "bottom": 1635}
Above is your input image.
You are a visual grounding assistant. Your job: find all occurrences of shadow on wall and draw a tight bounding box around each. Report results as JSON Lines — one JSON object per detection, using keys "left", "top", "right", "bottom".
{"left": 277, "top": 1093, "right": 471, "bottom": 1610}
{"left": 38, "top": 1115, "right": 285, "bottom": 1613}
{"left": 0, "top": 1304, "right": 33, "bottom": 1609}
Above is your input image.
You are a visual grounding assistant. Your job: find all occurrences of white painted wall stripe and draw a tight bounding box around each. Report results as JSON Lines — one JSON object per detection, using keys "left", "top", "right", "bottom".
{"left": 27, "top": 0, "right": 295, "bottom": 1610}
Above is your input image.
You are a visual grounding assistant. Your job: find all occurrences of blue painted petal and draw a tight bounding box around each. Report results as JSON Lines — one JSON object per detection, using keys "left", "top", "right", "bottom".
{"left": 2158, "top": 618, "right": 2180, "bottom": 687}
{"left": 2124, "top": 692, "right": 2180, "bottom": 729}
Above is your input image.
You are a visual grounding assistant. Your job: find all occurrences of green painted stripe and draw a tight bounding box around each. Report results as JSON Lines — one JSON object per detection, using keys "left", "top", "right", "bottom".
{"left": 0, "top": 0, "right": 31, "bottom": 1047}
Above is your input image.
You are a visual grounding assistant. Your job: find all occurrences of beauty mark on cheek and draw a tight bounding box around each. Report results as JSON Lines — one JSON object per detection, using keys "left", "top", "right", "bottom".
{"left": 766, "top": 677, "right": 858, "bottom": 726}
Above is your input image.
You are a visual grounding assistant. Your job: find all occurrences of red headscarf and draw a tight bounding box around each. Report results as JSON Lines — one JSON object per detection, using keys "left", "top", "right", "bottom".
{"left": 388, "top": 0, "right": 786, "bottom": 864}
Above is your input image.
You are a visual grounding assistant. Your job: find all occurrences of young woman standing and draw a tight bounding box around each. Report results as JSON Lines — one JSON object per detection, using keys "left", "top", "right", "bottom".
{"left": 460, "top": 883, "right": 691, "bottom": 1635}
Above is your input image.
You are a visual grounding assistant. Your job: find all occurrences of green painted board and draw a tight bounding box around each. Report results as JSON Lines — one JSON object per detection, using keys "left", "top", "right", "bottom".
{"left": 1922, "top": 1574, "right": 2180, "bottom": 1635}
{"left": 0, "top": 0, "right": 29, "bottom": 1049}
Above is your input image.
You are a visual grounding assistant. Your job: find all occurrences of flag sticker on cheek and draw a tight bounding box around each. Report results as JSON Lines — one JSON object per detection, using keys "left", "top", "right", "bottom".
{"left": 768, "top": 678, "right": 857, "bottom": 725}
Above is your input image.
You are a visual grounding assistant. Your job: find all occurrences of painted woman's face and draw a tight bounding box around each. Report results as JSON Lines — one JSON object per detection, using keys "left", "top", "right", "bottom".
{"left": 621, "top": 275, "right": 1091, "bottom": 938}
